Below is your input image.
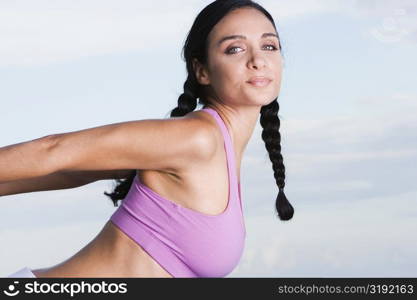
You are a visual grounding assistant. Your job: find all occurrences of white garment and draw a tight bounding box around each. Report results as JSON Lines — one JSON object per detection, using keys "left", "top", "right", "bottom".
{"left": 7, "top": 267, "right": 36, "bottom": 278}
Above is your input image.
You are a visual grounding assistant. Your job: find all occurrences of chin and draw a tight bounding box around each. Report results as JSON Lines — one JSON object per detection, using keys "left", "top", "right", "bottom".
{"left": 244, "top": 99, "right": 273, "bottom": 108}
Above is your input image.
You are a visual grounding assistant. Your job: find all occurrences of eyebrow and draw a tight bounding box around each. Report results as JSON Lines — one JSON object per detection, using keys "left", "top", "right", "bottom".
{"left": 216, "top": 32, "right": 279, "bottom": 47}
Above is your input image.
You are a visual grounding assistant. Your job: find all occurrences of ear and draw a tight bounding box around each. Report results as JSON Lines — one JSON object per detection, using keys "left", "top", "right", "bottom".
{"left": 192, "top": 58, "right": 210, "bottom": 85}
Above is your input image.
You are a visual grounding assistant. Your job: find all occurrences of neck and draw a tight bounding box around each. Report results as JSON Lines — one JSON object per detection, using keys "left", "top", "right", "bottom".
{"left": 202, "top": 102, "right": 260, "bottom": 160}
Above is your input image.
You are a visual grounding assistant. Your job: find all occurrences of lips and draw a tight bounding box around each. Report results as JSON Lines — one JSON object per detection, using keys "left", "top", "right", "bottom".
{"left": 247, "top": 76, "right": 272, "bottom": 87}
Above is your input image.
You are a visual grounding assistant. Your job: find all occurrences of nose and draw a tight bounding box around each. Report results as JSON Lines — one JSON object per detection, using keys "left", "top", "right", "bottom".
{"left": 247, "top": 49, "right": 267, "bottom": 69}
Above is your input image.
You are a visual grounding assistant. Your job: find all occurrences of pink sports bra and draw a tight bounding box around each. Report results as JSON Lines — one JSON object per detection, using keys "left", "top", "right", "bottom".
{"left": 109, "top": 107, "right": 246, "bottom": 277}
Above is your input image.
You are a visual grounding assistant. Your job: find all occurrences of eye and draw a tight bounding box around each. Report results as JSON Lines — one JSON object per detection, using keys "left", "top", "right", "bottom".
{"left": 264, "top": 44, "right": 278, "bottom": 51}
{"left": 225, "top": 44, "right": 279, "bottom": 54}
{"left": 225, "top": 46, "right": 242, "bottom": 54}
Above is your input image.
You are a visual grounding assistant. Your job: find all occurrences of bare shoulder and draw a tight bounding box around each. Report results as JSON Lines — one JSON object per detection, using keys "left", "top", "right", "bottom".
{"left": 183, "top": 110, "right": 220, "bottom": 153}
{"left": 185, "top": 110, "right": 220, "bottom": 136}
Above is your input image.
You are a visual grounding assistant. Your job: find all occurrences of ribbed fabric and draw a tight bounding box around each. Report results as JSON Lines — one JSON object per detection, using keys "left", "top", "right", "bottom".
{"left": 110, "top": 107, "right": 245, "bottom": 277}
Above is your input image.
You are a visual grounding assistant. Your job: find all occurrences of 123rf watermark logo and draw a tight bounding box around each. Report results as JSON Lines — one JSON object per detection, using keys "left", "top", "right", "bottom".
{"left": 3, "top": 280, "right": 127, "bottom": 297}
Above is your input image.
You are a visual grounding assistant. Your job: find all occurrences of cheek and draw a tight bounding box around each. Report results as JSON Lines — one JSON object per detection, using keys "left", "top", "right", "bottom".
{"left": 210, "top": 61, "right": 242, "bottom": 87}
{"left": 272, "top": 62, "right": 283, "bottom": 85}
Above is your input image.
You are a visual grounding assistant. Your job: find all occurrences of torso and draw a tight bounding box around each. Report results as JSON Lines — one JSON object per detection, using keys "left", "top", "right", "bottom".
{"left": 32, "top": 110, "right": 241, "bottom": 278}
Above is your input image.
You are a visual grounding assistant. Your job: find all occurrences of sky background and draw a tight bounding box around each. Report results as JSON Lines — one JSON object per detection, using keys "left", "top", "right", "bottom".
{"left": 1, "top": 0, "right": 416, "bottom": 277}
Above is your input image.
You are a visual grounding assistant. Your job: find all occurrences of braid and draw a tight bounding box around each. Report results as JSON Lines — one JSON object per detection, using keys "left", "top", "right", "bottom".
{"left": 260, "top": 99, "right": 294, "bottom": 221}
{"left": 170, "top": 76, "right": 199, "bottom": 117}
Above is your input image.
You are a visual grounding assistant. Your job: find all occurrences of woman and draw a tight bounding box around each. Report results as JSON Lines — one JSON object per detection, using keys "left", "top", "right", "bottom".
{"left": 4, "top": 0, "right": 293, "bottom": 278}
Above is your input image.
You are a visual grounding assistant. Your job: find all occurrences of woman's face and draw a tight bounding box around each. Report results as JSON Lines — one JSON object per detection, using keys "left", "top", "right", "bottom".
{"left": 194, "top": 7, "right": 283, "bottom": 108}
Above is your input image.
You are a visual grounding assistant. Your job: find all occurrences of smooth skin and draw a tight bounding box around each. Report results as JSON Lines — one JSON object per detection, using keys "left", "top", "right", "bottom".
{"left": 30, "top": 7, "right": 283, "bottom": 277}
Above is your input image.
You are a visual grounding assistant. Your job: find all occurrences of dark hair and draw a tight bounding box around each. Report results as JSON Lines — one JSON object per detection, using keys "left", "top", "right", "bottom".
{"left": 104, "top": 0, "right": 294, "bottom": 221}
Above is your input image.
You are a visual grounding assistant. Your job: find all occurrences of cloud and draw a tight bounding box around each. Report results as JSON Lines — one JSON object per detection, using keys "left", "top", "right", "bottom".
{"left": 356, "top": 92, "right": 417, "bottom": 109}
{"left": 264, "top": 0, "right": 417, "bottom": 44}
{"left": 2, "top": 0, "right": 416, "bottom": 68}
{"left": 246, "top": 92, "right": 417, "bottom": 165}
{"left": 230, "top": 189, "right": 417, "bottom": 277}
{"left": 0, "top": 0, "right": 205, "bottom": 67}
{"left": 264, "top": 0, "right": 356, "bottom": 20}
{"left": 0, "top": 219, "right": 104, "bottom": 276}
{"left": 239, "top": 91, "right": 417, "bottom": 218}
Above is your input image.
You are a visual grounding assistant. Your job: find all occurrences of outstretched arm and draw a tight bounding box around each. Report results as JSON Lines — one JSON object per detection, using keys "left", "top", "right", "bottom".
{"left": 0, "top": 117, "right": 216, "bottom": 183}
{"left": 0, "top": 170, "right": 87, "bottom": 196}
{"left": 0, "top": 169, "right": 134, "bottom": 196}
